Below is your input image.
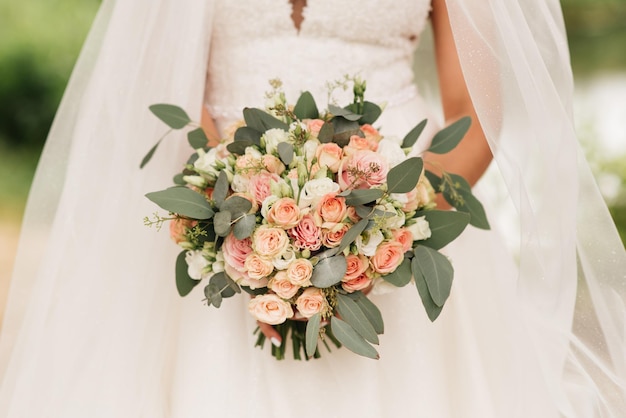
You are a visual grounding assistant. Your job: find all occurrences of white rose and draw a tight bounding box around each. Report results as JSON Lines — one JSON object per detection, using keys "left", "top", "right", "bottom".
{"left": 408, "top": 216, "right": 432, "bottom": 241}
{"left": 303, "top": 138, "right": 320, "bottom": 161}
{"left": 299, "top": 177, "right": 340, "bottom": 209}
{"left": 377, "top": 137, "right": 406, "bottom": 168}
{"left": 261, "top": 195, "right": 280, "bottom": 219}
{"left": 245, "top": 146, "right": 262, "bottom": 159}
{"left": 231, "top": 174, "right": 249, "bottom": 193}
{"left": 370, "top": 277, "right": 399, "bottom": 296}
{"left": 262, "top": 128, "right": 291, "bottom": 155}
{"left": 185, "top": 250, "right": 209, "bottom": 280}
{"left": 193, "top": 148, "right": 219, "bottom": 176}
{"left": 355, "top": 229, "right": 384, "bottom": 257}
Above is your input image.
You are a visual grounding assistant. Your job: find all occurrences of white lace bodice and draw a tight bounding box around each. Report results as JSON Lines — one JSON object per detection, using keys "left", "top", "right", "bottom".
{"left": 205, "top": 0, "right": 432, "bottom": 128}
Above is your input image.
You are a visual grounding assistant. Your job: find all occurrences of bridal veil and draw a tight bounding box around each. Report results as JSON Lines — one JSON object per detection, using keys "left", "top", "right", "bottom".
{"left": 0, "top": 0, "right": 624, "bottom": 416}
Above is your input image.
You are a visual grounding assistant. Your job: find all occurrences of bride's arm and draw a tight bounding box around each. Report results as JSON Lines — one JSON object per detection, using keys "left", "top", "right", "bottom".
{"left": 201, "top": 106, "right": 222, "bottom": 147}
{"left": 428, "top": 0, "right": 493, "bottom": 208}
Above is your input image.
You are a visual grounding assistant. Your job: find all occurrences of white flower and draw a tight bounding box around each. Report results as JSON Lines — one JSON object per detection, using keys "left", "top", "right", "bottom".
{"left": 193, "top": 148, "right": 220, "bottom": 177}
{"left": 408, "top": 216, "right": 432, "bottom": 241}
{"left": 182, "top": 175, "right": 207, "bottom": 188}
{"left": 212, "top": 251, "right": 225, "bottom": 273}
{"left": 303, "top": 138, "right": 320, "bottom": 161}
{"left": 272, "top": 245, "right": 297, "bottom": 270}
{"left": 355, "top": 229, "right": 384, "bottom": 257}
{"left": 262, "top": 128, "right": 291, "bottom": 155}
{"left": 245, "top": 146, "right": 262, "bottom": 159}
{"left": 185, "top": 250, "right": 209, "bottom": 280}
{"left": 261, "top": 195, "right": 280, "bottom": 218}
{"left": 375, "top": 202, "right": 406, "bottom": 229}
{"left": 377, "top": 137, "right": 407, "bottom": 168}
{"left": 370, "top": 277, "right": 399, "bottom": 295}
{"left": 299, "top": 177, "right": 340, "bottom": 209}
{"left": 231, "top": 174, "right": 249, "bottom": 193}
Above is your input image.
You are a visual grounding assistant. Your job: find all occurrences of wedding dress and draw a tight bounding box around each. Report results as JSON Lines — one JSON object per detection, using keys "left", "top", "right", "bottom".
{"left": 0, "top": 0, "right": 624, "bottom": 417}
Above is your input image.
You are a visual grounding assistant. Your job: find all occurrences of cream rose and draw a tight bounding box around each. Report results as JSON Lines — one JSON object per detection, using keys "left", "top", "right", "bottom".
{"left": 295, "top": 288, "right": 328, "bottom": 318}
{"left": 370, "top": 241, "right": 405, "bottom": 274}
{"left": 253, "top": 226, "right": 290, "bottom": 259}
{"left": 299, "top": 178, "right": 340, "bottom": 209}
{"left": 269, "top": 271, "right": 300, "bottom": 299}
{"left": 244, "top": 253, "right": 274, "bottom": 280}
{"left": 315, "top": 143, "right": 343, "bottom": 173}
{"left": 266, "top": 197, "right": 301, "bottom": 229}
{"left": 263, "top": 128, "right": 291, "bottom": 155}
{"left": 286, "top": 258, "right": 313, "bottom": 286}
{"left": 355, "top": 229, "right": 384, "bottom": 257}
{"left": 248, "top": 294, "right": 294, "bottom": 325}
{"left": 408, "top": 216, "right": 432, "bottom": 241}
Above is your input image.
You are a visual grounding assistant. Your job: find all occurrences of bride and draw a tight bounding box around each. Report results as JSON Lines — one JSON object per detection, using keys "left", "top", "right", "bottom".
{"left": 0, "top": 0, "right": 624, "bottom": 416}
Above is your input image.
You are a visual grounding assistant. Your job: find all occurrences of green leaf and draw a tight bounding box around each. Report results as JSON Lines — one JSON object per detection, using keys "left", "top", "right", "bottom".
{"left": 359, "top": 101, "right": 382, "bottom": 125}
{"left": 336, "top": 294, "right": 379, "bottom": 344}
{"left": 226, "top": 140, "right": 253, "bottom": 155}
{"left": 210, "top": 272, "right": 236, "bottom": 298}
{"left": 149, "top": 104, "right": 191, "bottom": 129}
{"left": 293, "top": 91, "right": 319, "bottom": 120}
{"left": 146, "top": 187, "right": 214, "bottom": 219}
{"left": 351, "top": 292, "right": 384, "bottom": 334}
{"left": 412, "top": 257, "right": 443, "bottom": 322}
{"left": 442, "top": 174, "right": 490, "bottom": 230}
{"left": 343, "top": 189, "right": 384, "bottom": 206}
{"left": 418, "top": 210, "right": 471, "bottom": 250}
{"left": 221, "top": 196, "right": 252, "bottom": 219}
{"left": 336, "top": 218, "right": 368, "bottom": 254}
{"left": 214, "top": 210, "right": 232, "bottom": 237}
{"left": 305, "top": 312, "right": 322, "bottom": 357}
{"left": 234, "top": 126, "right": 262, "bottom": 145}
{"left": 233, "top": 213, "right": 256, "bottom": 239}
{"left": 175, "top": 251, "right": 200, "bottom": 297}
{"left": 310, "top": 255, "right": 347, "bottom": 288}
{"left": 277, "top": 142, "right": 294, "bottom": 165}
{"left": 424, "top": 170, "right": 442, "bottom": 192}
{"left": 428, "top": 117, "right": 471, "bottom": 154}
{"left": 317, "top": 122, "right": 334, "bottom": 143}
{"left": 204, "top": 283, "right": 223, "bottom": 308}
{"left": 386, "top": 157, "right": 424, "bottom": 194}
{"left": 329, "top": 104, "right": 361, "bottom": 121}
{"left": 331, "top": 117, "right": 361, "bottom": 147}
{"left": 382, "top": 257, "right": 412, "bottom": 287}
{"left": 212, "top": 171, "right": 229, "bottom": 208}
{"left": 187, "top": 127, "right": 209, "bottom": 149}
{"left": 330, "top": 317, "right": 379, "bottom": 359}
{"left": 401, "top": 119, "right": 428, "bottom": 148}
{"left": 173, "top": 173, "right": 186, "bottom": 185}
{"left": 140, "top": 141, "right": 160, "bottom": 169}
{"left": 243, "top": 107, "right": 288, "bottom": 131}
{"left": 413, "top": 246, "right": 454, "bottom": 307}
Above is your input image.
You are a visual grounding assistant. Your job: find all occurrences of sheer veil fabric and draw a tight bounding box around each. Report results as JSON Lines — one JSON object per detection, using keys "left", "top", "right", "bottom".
{"left": 0, "top": 0, "right": 624, "bottom": 417}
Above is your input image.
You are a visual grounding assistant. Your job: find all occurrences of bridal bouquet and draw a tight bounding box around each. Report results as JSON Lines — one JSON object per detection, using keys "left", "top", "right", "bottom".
{"left": 141, "top": 79, "right": 489, "bottom": 360}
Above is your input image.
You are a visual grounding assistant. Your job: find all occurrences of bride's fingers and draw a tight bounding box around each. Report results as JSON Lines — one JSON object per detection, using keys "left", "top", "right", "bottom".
{"left": 257, "top": 321, "right": 282, "bottom": 347}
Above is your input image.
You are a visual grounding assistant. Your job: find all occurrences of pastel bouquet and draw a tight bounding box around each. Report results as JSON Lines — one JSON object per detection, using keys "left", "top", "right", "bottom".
{"left": 141, "top": 79, "right": 489, "bottom": 360}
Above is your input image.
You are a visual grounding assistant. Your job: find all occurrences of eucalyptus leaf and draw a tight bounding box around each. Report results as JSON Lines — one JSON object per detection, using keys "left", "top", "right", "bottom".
{"left": 145, "top": 187, "right": 214, "bottom": 219}
{"left": 240, "top": 286, "right": 266, "bottom": 296}
{"left": 186, "top": 153, "right": 199, "bottom": 165}
{"left": 213, "top": 171, "right": 229, "bottom": 208}
{"left": 413, "top": 246, "right": 454, "bottom": 307}
{"left": 428, "top": 117, "right": 471, "bottom": 154}
{"left": 214, "top": 210, "right": 232, "bottom": 237}
{"left": 140, "top": 138, "right": 163, "bottom": 169}
{"left": 336, "top": 294, "right": 379, "bottom": 344}
{"left": 234, "top": 126, "right": 262, "bottom": 145}
{"left": 204, "top": 283, "right": 223, "bottom": 308}
{"left": 149, "top": 104, "right": 191, "bottom": 129}
{"left": 175, "top": 250, "right": 200, "bottom": 297}
{"left": 173, "top": 173, "right": 186, "bottom": 186}
{"left": 221, "top": 196, "right": 252, "bottom": 219}
{"left": 305, "top": 312, "right": 322, "bottom": 357}
{"left": 418, "top": 210, "right": 471, "bottom": 250}
{"left": 310, "top": 255, "right": 347, "bottom": 288}
{"left": 412, "top": 257, "right": 443, "bottom": 322}
{"left": 331, "top": 117, "right": 361, "bottom": 147}
{"left": 386, "top": 157, "right": 424, "bottom": 194}
{"left": 187, "top": 127, "right": 209, "bottom": 149}
{"left": 277, "top": 142, "right": 294, "bottom": 165}
{"left": 382, "top": 258, "right": 412, "bottom": 287}
{"left": 328, "top": 104, "right": 361, "bottom": 121}
{"left": 424, "top": 170, "right": 442, "bottom": 193}
{"left": 401, "top": 119, "right": 428, "bottom": 148}
{"left": 336, "top": 218, "right": 368, "bottom": 254}
{"left": 351, "top": 292, "right": 384, "bottom": 334}
{"left": 210, "top": 272, "right": 236, "bottom": 298}
{"left": 359, "top": 101, "right": 382, "bottom": 125}
{"left": 343, "top": 189, "right": 384, "bottom": 206}
{"left": 354, "top": 205, "right": 375, "bottom": 219}
{"left": 224, "top": 272, "right": 241, "bottom": 294}
{"left": 233, "top": 213, "right": 256, "bottom": 239}
{"left": 442, "top": 175, "right": 490, "bottom": 230}
{"left": 226, "top": 140, "right": 253, "bottom": 155}
{"left": 243, "top": 107, "right": 288, "bottom": 131}
{"left": 330, "top": 317, "right": 379, "bottom": 359}
{"left": 293, "top": 91, "right": 319, "bottom": 120}
{"left": 317, "top": 122, "right": 334, "bottom": 143}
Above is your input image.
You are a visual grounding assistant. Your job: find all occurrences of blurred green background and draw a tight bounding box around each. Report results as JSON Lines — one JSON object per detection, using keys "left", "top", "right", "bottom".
{"left": 0, "top": 0, "right": 625, "bottom": 233}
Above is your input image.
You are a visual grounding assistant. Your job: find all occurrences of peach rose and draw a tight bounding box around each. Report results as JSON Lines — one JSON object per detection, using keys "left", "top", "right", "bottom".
{"left": 266, "top": 197, "right": 301, "bottom": 229}
{"left": 343, "top": 135, "right": 374, "bottom": 156}
{"left": 315, "top": 143, "right": 343, "bottom": 173}
{"left": 370, "top": 241, "right": 405, "bottom": 274}
{"left": 169, "top": 218, "right": 197, "bottom": 244}
{"left": 286, "top": 258, "right": 313, "bottom": 286}
{"left": 306, "top": 119, "right": 325, "bottom": 137}
{"left": 225, "top": 263, "right": 268, "bottom": 289}
{"left": 244, "top": 253, "right": 274, "bottom": 280}
{"left": 338, "top": 150, "right": 389, "bottom": 190}
{"left": 248, "top": 294, "right": 294, "bottom": 325}
{"left": 253, "top": 226, "right": 290, "bottom": 259}
{"left": 322, "top": 223, "right": 349, "bottom": 248}
{"left": 392, "top": 228, "right": 414, "bottom": 252}
{"left": 361, "top": 124, "right": 382, "bottom": 151}
{"left": 316, "top": 193, "right": 347, "bottom": 224}
{"left": 343, "top": 254, "right": 369, "bottom": 281}
{"left": 346, "top": 206, "right": 361, "bottom": 223}
{"left": 289, "top": 213, "right": 322, "bottom": 251}
{"left": 342, "top": 272, "right": 373, "bottom": 293}
{"left": 222, "top": 233, "right": 253, "bottom": 272}
{"left": 262, "top": 154, "right": 286, "bottom": 175}
{"left": 295, "top": 288, "right": 328, "bottom": 318}
{"left": 249, "top": 172, "right": 281, "bottom": 204}
{"left": 269, "top": 271, "right": 300, "bottom": 299}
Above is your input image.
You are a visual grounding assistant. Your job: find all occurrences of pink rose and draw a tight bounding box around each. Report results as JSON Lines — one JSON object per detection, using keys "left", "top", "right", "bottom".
{"left": 370, "top": 241, "right": 405, "bottom": 274}
{"left": 342, "top": 272, "right": 373, "bottom": 293}
{"left": 392, "top": 228, "right": 414, "bottom": 252}
{"left": 344, "top": 135, "right": 375, "bottom": 156}
{"left": 249, "top": 172, "right": 281, "bottom": 203}
{"left": 338, "top": 150, "right": 389, "bottom": 190}
{"left": 295, "top": 288, "right": 328, "bottom": 318}
{"left": 269, "top": 271, "right": 300, "bottom": 299}
{"left": 322, "top": 223, "right": 349, "bottom": 248}
{"left": 315, "top": 143, "right": 343, "bottom": 173}
{"left": 346, "top": 206, "right": 361, "bottom": 223}
{"left": 222, "top": 233, "right": 253, "bottom": 272}
{"left": 306, "top": 119, "right": 325, "bottom": 137}
{"left": 244, "top": 253, "right": 274, "bottom": 280}
{"left": 289, "top": 213, "right": 322, "bottom": 251}
{"left": 267, "top": 197, "right": 301, "bottom": 229}
{"left": 343, "top": 254, "right": 369, "bottom": 281}
{"left": 235, "top": 155, "right": 254, "bottom": 175}
{"left": 169, "top": 218, "right": 197, "bottom": 244}
{"left": 249, "top": 294, "right": 294, "bottom": 325}
{"left": 316, "top": 193, "right": 347, "bottom": 224}
{"left": 286, "top": 258, "right": 313, "bottom": 286}
{"left": 253, "top": 226, "right": 290, "bottom": 259}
